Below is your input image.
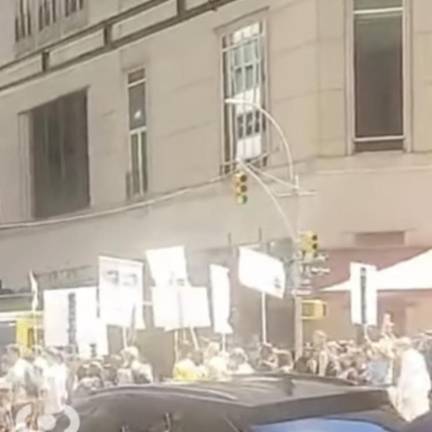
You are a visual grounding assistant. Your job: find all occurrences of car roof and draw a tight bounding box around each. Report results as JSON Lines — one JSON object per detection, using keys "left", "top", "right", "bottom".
{"left": 67, "top": 375, "right": 398, "bottom": 432}
{"left": 91, "top": 373, "right": 389, "bottom": 412}
{"left": 118, "top": 374, "right": 370, "bottom": 406}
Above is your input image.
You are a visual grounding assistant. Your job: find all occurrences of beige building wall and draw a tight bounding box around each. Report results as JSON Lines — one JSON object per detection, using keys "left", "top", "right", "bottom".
{"left": 0, "top": 0, "right": 431, "bottom": 287}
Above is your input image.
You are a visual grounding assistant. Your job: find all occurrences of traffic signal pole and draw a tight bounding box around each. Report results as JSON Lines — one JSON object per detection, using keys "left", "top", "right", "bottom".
{"left": 225, "top": 98, "right": 304, "bottom": 357}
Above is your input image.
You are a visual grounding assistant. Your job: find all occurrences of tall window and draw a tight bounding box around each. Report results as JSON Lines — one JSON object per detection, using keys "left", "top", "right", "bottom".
{"left": 222, "top": 21, "right": 267, "bottom": 173}
{"left": 353, "top": 0, "right": 404, "bottom": 152}
{"left": 39, "top": 0, "right": 57, "bottom": 30}
{"left": 65, "top": 0, "right": 84, "bottom": 17}
{"left": 30, "top": 90, "right": 90, "bottom": 218}
{"left": 127, "top": 69, "right": 148, "bottom": 198}
{"left": 15, "top": 0, "right": 32, "bottom": 42}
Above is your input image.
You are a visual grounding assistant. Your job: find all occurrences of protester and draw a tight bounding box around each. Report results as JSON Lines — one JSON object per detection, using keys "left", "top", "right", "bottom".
{"left": 205, "top": 342, "right": 228, "bottom": 381}
{"left": 41, "top": 348, "right": 68, "bottom": 416}
{"left": 190, "top": 350, "right": 207, "bottom": 380}
{"left": 256, "top": 344, "right": 278, "bottom": 372}
{"left": 0, "top": 379, "right": 13, "bottom": 432}
{"left": 87, "top": 362, "right": 104, "bottom": 390}
{"left": 4, "top": 345, "right": 36, "bottom": 408}
{"left": 228, "top": 348, "right": 254, "bottom": 375}
{"left": 276, "top": 350, "right": 293, "bottom": 374}
{"left": 294, "top": 345, "right": 315, "bottom": 374}
{"left": 311, "top": 331, "right": 330, "bottom": 377}
{"left": 118, "top": 346, "right": 153, "bottom": 384}
{"left": 173, "top": 344, "right": 201, "bottom": 382}
{"left": 365, "top": 343, "right": 392, "bottom": 387}
{"left": 390, "top": 338, "right": 431, "bottom": 422}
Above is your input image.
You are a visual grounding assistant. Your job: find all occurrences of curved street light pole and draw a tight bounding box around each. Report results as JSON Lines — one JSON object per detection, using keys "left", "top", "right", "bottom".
{"left": 225, "top": 98, "right": 304, "bottom": 357}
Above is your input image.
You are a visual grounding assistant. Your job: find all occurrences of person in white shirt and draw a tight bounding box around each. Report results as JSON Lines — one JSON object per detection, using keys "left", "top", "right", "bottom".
{"left": 41, "top": 348, "right": 68, "bottom": 416}
{"left": 118, "top": 346, "right": 153, "bottom": 384}
{"left": 391, "top": 338, "right": 431, "bottom": 422}
{"left": 4, "top": 345, "right": 34, "bottom": 407}
{"left": 205, "top": 343, "right": 228, "bottom": 381}
{"left": 228, "top": 348, "right": 254, "bottom": 375}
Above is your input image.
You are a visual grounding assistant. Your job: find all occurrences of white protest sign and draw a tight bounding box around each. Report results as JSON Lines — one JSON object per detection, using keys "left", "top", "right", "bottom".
{"left": 210, "top": 265, "right": 233, "bottom": 334}
{"left": 98, "top": 256, "right": 144, "bottom": 328}
{"left": 44, "top": 287, "right": 108, "bottom": 356}
{"left": 151, "top": 286, "right": 210, "bottom": 330}
{"left": 151, "top": 286, "right": 179, "bottom": 330}
{"left": 181, "top": 287, "right": 211, "bottom": 328}
{"left": 146, "top": 246, "right": 189, "bottom": 287}
{"left": 350, "top": 262, "right": 378, "bottom": 327}
{"left": 238, "top": 248, "right": 286, "bottom": 298}
{"left": 44, "top": 290, "right": 69, "bottom": 347}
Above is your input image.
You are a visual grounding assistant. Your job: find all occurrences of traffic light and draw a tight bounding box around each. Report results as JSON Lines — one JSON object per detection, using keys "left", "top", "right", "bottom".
{"left": 301, "top": 299, "right": 327, "bottom": 320}
{"left": 233, "top": 171, "right": 248, "bottom": 205}
{"left": 300, "top": 231, "right": 319, "bottom": 258}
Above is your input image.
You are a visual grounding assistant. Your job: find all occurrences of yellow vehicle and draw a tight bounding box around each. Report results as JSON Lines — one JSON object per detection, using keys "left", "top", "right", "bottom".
{"left": 0, "top": 311, "right": 42, "bottom": 349}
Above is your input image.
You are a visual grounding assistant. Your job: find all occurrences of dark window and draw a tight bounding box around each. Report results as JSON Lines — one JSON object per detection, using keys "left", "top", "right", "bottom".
{"left": 65, "top": 0, "right": 84, "bottom": 17}
{"left": 15, "top": 0, "right": 32, "bottom": 41}
{"left": 39, "top": 0, "right": 57, "bottom": 30}
{"left": 30, "top": 90, "right": 90, "bottom": 218}
{"left": 354, "top": 0, "right": 403, "bottom": 152}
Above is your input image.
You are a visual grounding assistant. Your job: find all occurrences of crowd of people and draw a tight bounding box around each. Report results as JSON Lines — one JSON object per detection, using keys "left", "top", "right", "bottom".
{"left": 0, "top": 344, "right": 154, "bottom": 431}
{"left": 0, "top": 315, "right": 431, "bottom": 430}
{"left": 171, "top": 315, "right": 432, "bottom": 422}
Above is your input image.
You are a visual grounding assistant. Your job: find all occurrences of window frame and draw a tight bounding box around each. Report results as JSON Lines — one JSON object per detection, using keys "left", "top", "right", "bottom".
{"left": 127, "top": 68, "right": 148, "bottom": 198}
{"left": 347, "top": 0, "right": 411, "bottom": 154}
{"left": 219, "top": 15, "right": 270, "bottom": 174}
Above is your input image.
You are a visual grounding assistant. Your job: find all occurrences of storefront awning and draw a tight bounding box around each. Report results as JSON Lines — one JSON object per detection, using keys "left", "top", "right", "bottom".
{"left": 318, "top": 247, "right": 432, "bottom": 292}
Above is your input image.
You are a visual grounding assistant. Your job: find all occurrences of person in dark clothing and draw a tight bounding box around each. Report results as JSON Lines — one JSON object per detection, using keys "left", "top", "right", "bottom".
{"left": 256, "top": 344, "right": 278, "bottom": 372}
{"left": 294, "top": 348, "right": 314, "bottom": 374}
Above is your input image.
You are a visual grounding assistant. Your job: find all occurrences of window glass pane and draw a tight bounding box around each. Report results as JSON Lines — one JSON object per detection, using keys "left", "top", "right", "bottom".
{"left": 236, "top": 114, "right": 244, "bottom": 139}
{"left": 354, "top": 13, "right": 403, "bottom": 138}
{"left": 244, "top": 41, "right": 256, "bottom": 63}
{"left": 231, "top": 47, "right": 241, "bottom": 67}
{"left": 234, "top": 68, "right": 243, "bottom": 94}
{"left": 128, "top": 83, "right": 146, "bottom": 130}
{"left": 354, "top": 0, "right": 402, "bottom": 11}
{"left": 245, "top": 65, "right": 255, "bottom": 90}
{"left": 245, "top": 111, "right": 254, "bottom": 137}
{"left": 130, "top": 134, "right": 140, "bottom": 195}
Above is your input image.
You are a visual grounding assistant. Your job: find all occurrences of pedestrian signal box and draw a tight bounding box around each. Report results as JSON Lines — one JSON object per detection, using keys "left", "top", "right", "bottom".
{"left": 301, "top": 299, "right": 327, "bottom": 320}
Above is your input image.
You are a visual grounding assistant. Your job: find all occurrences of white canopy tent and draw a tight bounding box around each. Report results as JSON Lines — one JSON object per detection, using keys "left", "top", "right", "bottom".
{"left": 323, "top": 249, "right": 432, "bottom": 293}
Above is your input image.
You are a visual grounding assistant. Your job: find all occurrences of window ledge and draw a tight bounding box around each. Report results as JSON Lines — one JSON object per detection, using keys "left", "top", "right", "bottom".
{"left": 353, "top": 137, "right": 404, "bottom": 153}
